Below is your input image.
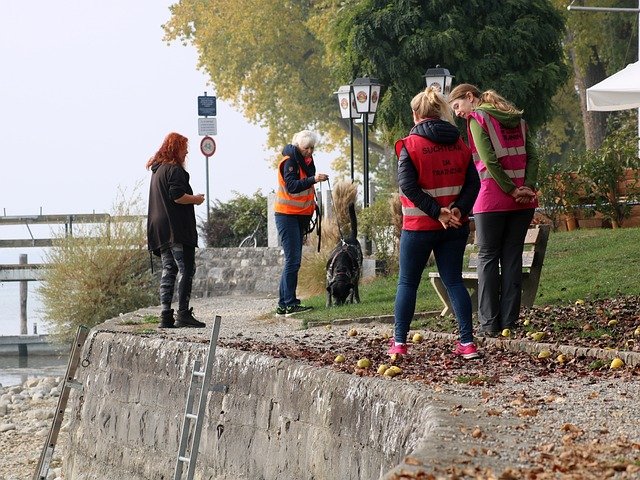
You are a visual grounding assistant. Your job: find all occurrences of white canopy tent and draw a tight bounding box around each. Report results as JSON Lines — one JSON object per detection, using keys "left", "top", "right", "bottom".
{"left": 586, "top": 60, "right": 640, "bottom": 155}
{"left": 586, "top": 61, "right": 640, "bottom": 111}
{"left": 569, "top": 1, "right": 639, "bottom": 153}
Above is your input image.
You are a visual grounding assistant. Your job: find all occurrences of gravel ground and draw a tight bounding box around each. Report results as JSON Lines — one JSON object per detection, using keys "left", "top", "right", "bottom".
{"left": 3, "top": 295, "right": 639, "bottom": 479}
{"left": 0, "top": 377, "right": 65, "bottom": 480}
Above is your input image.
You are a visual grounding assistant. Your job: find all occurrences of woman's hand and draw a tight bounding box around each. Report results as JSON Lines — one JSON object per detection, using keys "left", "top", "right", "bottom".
{"left": 511, "top": 186, "right": 536, "bottom": 204}
{"left": 438, "top": 207, "right": 461, "bottom": 229}
{"left": 315, "top": 173, "right": 329, "bottom": 183}
{"left": 449, "top": 206, "right": 462, "bottom": 228}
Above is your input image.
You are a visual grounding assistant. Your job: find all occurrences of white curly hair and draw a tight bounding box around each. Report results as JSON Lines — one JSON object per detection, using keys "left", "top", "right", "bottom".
{"left": 291, "top": 130, "right": 318, "bottom": 149}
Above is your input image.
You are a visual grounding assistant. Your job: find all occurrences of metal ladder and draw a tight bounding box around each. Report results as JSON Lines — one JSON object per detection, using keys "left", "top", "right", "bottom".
{"left": 33, "top": 325, "right": 89, "bottom": 480}
{"left": 174, "top": 315, "right": 228, "bottom": 480}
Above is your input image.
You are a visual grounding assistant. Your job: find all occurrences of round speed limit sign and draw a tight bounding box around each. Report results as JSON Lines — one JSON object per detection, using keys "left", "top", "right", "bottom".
{"left": 200, "top": 136, "right": 216, "bottom": 157}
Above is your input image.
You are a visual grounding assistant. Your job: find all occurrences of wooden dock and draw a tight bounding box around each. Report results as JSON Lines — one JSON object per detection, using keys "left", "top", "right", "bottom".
{"left": 0, "top": 334, "right": 64, "bottom": 356}
{"left": 0, "top": 263, "right": 46, "bottom": 281}
{"left": 0, "top": 212, "right": 146, "bottom": 281}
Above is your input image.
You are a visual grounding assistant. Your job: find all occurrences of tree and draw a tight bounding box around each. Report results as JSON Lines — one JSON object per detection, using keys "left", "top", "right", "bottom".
{"left": 535, "top": 80, "right": 585, "bottom": 164}
{"left": 163, "top": 0, "right": 339, "bottom": 149}
{"left": 324, "top": 0, "right": 569, "bottom": 143}
{"left": 551, "top": 0, "right": 638, "bottom": 150}
{"left": 165, "top": 0, "right": 568, "bottom": 187}
{"left": 200, "top": 191, "right": 268, "bottom": 247}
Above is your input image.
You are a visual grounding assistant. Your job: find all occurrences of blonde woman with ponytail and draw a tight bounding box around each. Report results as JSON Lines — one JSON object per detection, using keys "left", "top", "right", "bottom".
{"left": 388, "top": 87, "right": 480, "bottom": 359}
{"left": 449, "top": 83, "right": 539, "bottom": 337}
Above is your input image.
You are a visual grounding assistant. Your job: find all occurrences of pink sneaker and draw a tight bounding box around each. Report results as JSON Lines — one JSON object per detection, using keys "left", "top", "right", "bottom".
{"left": 453, "top": 341, "right": 479, "bottom": 359}
{"left": 388, "top": 340, "right": 408, "bottom": 355}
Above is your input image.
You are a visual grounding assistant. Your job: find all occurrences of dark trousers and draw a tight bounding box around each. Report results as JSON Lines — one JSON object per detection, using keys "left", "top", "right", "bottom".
{"left": 474, "top": 209, "right": 534, "bottom": 331}
{"left": 160, "top": 243, "right": 196, "bottom": 312}
{"left": 275, "top": 214, "right": 308, "bottom": 307}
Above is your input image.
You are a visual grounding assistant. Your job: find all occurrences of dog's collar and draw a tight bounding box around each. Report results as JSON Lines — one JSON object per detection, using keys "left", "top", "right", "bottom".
{"left": 330, "top": 269, "right": 353, "bottom": 283}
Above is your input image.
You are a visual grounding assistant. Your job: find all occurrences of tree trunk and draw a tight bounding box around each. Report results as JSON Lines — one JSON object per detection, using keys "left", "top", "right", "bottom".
{"left": 570, "top": 46, "right": 608, "bottom": 151}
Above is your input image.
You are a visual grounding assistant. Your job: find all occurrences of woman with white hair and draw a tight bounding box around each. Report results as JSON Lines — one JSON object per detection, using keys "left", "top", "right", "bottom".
{"left": 274, "top": 130, "right": 329, "bottom": 316}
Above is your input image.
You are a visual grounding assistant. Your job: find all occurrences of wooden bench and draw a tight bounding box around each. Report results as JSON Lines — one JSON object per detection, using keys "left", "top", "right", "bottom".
{"left": 428, "top": 223, "right": 550, "bottom": 316}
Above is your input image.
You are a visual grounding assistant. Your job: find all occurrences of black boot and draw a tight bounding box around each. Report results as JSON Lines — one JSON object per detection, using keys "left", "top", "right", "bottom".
{"left": 159, "top": 309, "right": 176, "bottom": 328}
{"left": 175, "top": 307, "right": 206, "bottom": 328}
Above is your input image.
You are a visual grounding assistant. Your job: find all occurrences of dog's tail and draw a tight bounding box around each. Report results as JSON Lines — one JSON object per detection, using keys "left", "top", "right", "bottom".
{"left": 348, "top": 202, "right": 357, "bottom": 238}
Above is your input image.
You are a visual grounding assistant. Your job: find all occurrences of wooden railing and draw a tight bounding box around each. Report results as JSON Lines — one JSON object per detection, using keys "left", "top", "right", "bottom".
{"left": 0, "top": 213, "right": 146, "bottom": 278}
{"left": 0, "top": 213, "right": 145, "bottom": 248}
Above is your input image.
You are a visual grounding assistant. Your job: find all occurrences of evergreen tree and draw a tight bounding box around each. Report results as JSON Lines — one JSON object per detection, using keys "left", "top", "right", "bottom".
{"left": 200, "top": 191, "right": 268, "bottom": 247}
{"left": 325, "top": 0, "right": 568, "bottom": 143}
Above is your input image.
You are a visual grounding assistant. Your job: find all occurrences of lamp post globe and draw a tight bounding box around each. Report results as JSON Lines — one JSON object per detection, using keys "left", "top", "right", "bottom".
{"left": 351, "top": 77, "right": 382, "bottom": 115}
{"left": 423, "top": 65, "right": 454, "bottom": 97}
{"left": 334, "top": 85, "right": 360, "bottom": 181}
{"left": 349, "top": 77, "right": 382, "bottom": 211}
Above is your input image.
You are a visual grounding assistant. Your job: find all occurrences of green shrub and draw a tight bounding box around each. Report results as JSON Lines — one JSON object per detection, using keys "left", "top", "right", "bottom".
{"left": 200, "top": 190, "right": 267, "bottom": 247}
{"left": 358, "top": 194, "right": 400, "bottom": 274}
{"left": 537, "top": 151, "right": 589, "bottom": 231}
{"left": 39, "top": 187, "right": 156, "bottom": 344}
{"left": 577, "top": 124, "right": 640, "bottom": 228}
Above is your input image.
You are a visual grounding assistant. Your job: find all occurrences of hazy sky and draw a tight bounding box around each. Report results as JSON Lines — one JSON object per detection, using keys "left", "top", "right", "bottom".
{"left": 1, "top": 0, "right": 337, "bottom": 222}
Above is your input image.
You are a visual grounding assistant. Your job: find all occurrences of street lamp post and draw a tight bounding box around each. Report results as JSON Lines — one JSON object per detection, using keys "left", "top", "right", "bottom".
{"left": 423, "top": 65, "right": 455, "bottom": 96}
{"left": 335, "top": 85, "right": 360, "bottom": 181}
{"left": 351, "top": 77, "right": 382, "bottom": 209}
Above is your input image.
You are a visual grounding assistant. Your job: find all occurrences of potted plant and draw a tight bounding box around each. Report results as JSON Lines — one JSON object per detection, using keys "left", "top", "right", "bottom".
{"left": 537, "top": 154, "right": 587, "bottom": 231}
{"left": 577, "top": 125, "right": 640, "bottom": 229}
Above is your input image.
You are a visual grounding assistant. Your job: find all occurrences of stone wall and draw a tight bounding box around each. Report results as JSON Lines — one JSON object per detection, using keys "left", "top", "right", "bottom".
{"left": 63, "top": 332, "right": 438, "bottom": 480}
{"left": 193, "top": 247, "right": 283, "bottom": 297}
{"left": 192, "top": 247, "right": 376, "bottom": 300}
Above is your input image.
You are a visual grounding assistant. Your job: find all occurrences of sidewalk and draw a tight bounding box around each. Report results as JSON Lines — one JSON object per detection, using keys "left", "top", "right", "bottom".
{"left": 111, "top": 295, "right": 640, "bottom": 479}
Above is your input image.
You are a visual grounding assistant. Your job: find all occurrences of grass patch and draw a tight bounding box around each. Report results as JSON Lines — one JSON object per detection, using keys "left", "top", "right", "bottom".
{"left": 296, "top": 273, "right": 442, "bottom": 325}
{"left": 551, "top": 319, "right": 581, "bottom": 332}
{"left": 411, "top": 315, "right": 456, "bottom": 332}
{"left": 536, "top": 228, "right": 640, "bottom": 303}
{"left": 588, "top": 359, "right": 607, "bottom": 370}
{"left": 141, "top": 315, "right": 159, "bottom": 324}
{"left": 297, "top": 227, "right": 640, "bottom": 325}
{"left": 133, "top": 327, "right": 156, "bottom": 335}
{"left": 578, "top": 328, "right": 610, "bottom": 339}
{"left": 117, "top": 314, "right": 159, "bottom": 326}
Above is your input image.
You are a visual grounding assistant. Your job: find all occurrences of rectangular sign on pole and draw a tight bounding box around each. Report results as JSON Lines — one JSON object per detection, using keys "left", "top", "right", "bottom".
{"left": 198, "top": 117, "right": 217, "bottom": 136}
{"left": 198, "top": 95, "right": 217, "bottom": 116}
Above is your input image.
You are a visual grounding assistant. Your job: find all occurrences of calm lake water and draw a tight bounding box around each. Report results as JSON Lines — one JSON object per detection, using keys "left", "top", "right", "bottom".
{"left": 0, "top": 247, "right": 61, "bottom": 386}
{"left": 0, "top": 355, "right": 67, "bottom": 387}
{"left": 0, "top": 248, "right": 47, "bottom": 336}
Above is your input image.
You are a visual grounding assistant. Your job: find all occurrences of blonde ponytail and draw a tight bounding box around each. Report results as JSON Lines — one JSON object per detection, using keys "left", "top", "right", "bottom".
{"left": 479, "top": 90, "right": 522, "bottom": 114}
{"left": 410, "top": 86, "right": 454, "bottom": 124}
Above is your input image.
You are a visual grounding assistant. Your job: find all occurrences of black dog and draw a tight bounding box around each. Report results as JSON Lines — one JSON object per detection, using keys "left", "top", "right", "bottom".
{"left": 326, "top": 203, "right": 363, "bottom": 307}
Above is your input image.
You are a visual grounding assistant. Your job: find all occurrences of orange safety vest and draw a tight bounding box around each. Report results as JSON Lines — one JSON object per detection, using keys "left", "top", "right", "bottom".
{"left": 467, "top": 110, "right": 538, "bottom": 213}
{"left": 395, "top": 134, "right": 472, "bottom": 231}
{"left": 274, "top": 156, "right": 316, "bottom": 215}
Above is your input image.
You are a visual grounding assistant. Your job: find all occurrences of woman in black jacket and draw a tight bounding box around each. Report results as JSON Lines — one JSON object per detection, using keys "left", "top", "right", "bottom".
{"left": 146, "top": 132, "right": 206, "bottom": 329}
{"left": 390, "top": 88, "right": 480, "bottom": 359}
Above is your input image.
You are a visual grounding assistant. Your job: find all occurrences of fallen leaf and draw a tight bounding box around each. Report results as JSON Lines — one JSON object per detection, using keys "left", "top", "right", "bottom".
{"left": 517, "top": 408, "right": 539, "bottom": 417}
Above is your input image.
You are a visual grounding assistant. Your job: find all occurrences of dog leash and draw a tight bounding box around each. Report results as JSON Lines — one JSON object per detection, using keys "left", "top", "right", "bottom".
{"left": 314, "top": 181, "right": 322, "bottom": 253}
